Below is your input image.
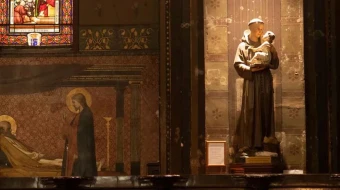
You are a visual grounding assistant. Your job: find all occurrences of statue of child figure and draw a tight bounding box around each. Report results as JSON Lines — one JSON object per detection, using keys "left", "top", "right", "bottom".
{"left": 248, "top": 31, "right": 276, "bottom": 67}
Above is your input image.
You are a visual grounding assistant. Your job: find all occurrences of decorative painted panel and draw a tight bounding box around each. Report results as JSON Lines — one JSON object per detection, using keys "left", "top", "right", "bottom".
{"left": 79, "top": 25, "right": 159, "bottom": 51}
{"left": 0, "top": 55, "right": 159, "bottom": 177}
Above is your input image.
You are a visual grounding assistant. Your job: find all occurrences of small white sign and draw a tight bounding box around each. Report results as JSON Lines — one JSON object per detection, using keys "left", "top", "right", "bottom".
{"left": 207, "top": 141, "right": 226, "bottom": 166}
{"left": 283, "top": 170, "right": 304, "bottom": 174}
{"left": 27, "top": 33, "right": 42, "bottom": 46}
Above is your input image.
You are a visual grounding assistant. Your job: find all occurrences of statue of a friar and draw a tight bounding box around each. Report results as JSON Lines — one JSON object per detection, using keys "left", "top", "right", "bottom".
{"left": 233, "top": 18, "right": 280, "bottom": 155}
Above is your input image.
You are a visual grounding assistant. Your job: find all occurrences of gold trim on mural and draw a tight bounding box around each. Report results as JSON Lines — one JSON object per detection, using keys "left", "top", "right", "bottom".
{"left": 80, "top": 29, "right": 115, "bottom": 50}
{"left": 0, "top": 115, "right": 17, "bottom": 136}
{"left": 103, "top": 117, "right": 112, "bottom": 169}
{"left": 119, "top": 28, "right": 154, "bottom": 49}
{"left": 66, "top": 76, "right": 142, "bottom": 82}
{"left": 165, "top": 0, "right": 171, "bottom": 174}
{"left": 66, "top": 88, "right": 92, "bottom": 113}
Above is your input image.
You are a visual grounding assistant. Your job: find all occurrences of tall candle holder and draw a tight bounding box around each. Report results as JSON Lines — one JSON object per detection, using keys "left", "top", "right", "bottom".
{"left": 103, "top": 117, "right": 112, "bottom": 170}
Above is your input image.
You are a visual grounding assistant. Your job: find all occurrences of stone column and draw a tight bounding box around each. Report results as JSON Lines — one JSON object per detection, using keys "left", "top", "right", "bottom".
{"left": 204, "top": 0, "right": 229, "bottom": 174}
{"left": 115, "top": 84, "right": 125, "bottom": 173}
{"left": 280, "top": 0, "right": 305, "bottom": 171}
{"left": 130, "top": 82, "right": 141, "bottom": 175}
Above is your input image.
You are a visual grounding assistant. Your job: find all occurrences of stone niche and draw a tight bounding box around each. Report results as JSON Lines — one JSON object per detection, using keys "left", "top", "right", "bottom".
{"left": 204, "top": 0, "right": 305, "bottom": 171}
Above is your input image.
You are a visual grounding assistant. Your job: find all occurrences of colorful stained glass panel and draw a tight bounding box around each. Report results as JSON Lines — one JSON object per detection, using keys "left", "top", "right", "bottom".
{"left": 0, "top": 0, "right": 72, "bottom": 46}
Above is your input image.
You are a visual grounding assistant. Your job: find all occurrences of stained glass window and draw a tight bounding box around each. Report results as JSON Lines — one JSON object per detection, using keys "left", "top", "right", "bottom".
{"left": 0, "top": 0, "right": 73, "bottom": 46}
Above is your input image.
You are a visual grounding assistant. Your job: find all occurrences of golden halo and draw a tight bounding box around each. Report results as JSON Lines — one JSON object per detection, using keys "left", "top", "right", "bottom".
{"left": 66, "top": 88, "right": 92, "bottom": 113}
{"left": 0, "top": 115, "right": 17, "bottom": 136}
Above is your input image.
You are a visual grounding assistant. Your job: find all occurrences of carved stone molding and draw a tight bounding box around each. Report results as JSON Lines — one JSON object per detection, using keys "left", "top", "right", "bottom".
{"left": 61, "top": 64, "right": 144, "bottom": 86}
{"left": 165, "top": 0, "right": 171, "bottom": 174}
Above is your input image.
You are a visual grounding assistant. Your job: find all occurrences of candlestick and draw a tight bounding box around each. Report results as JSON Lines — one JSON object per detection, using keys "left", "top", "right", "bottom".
{"left": 103, "top": 117, "right": 112, "bottom": 170}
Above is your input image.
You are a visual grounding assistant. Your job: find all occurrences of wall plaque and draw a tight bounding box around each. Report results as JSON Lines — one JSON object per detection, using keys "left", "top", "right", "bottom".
{"left": 206, "top": 141, "right": 227, "bottom": 166}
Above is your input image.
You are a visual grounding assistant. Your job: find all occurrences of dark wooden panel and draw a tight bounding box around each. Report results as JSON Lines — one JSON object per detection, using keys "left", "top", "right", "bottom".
{"left": 304, "top": 0, "right": 329, "bottom": 173}
{"left": 169, "top": 0, "right": 183, "bottom": 174}
{"left": 169, "top": 0, "right": 192, "bottom": 174}
{"left": 179, "top": 0, "right": 192, "bottom": 174}
{"left": 196, "top": 0, "right": 206, "bottom": 175}
{"left": 335, "top": 0, "right": 340, "bottom": 173}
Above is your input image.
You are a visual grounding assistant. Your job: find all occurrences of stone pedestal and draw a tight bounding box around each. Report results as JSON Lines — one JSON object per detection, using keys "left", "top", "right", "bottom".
{"left": 230, "top": 163, "right": 282, "bottom": 174}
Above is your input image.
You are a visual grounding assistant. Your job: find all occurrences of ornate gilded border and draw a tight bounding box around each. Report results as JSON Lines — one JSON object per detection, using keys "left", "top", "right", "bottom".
{"left": 165, "top": 0, "right": 171, "bottom": 174}
{"left": 79, "top": 25, "right": 159, "bottom": 51}
{"left": 0, "top": 49, "right": 159, "bottom": 57}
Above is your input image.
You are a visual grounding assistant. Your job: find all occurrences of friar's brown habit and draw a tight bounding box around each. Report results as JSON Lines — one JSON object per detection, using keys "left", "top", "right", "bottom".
{"left": 233, "top": 30, "right": 279, "bottom": 151}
